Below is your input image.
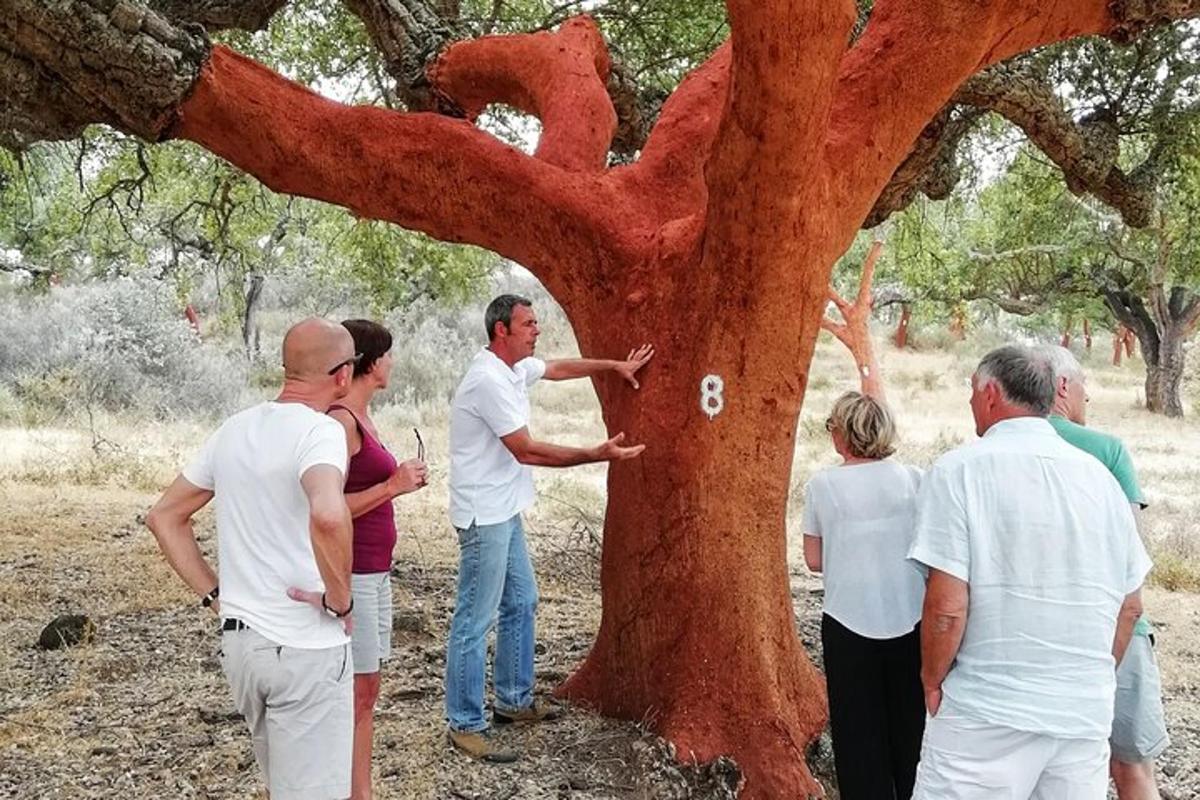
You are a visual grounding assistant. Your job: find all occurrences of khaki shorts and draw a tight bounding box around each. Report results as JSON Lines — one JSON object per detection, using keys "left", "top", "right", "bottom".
{"left": 220, "top": 628, "right": 353, "bottom": 800}
{"left": 1111, "top": 633, "right": 1170, "bottom": 763}
{"left": 350, "top": 571, "right": 393, "bottom": 674}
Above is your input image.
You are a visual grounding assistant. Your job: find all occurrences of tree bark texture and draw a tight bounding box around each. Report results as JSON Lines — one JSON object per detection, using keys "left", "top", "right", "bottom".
{"left": 5, "top": 0, "right": 1200, "bottom": 794}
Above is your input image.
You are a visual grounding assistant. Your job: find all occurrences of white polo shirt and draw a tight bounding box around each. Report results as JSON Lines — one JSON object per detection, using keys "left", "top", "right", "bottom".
{"left": 183, "top": 402, "right": 349, "bottom": 650}
{"left": 448, "top": 349, "right": 546, "bottom": 529}
{"left": 909, "top": 417, "right": 1151, "bottom": 740}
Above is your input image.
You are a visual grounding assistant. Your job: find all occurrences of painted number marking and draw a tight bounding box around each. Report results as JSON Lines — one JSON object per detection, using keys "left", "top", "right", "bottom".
{"left": 700, "top": 374, "right": 725, "bottom": 420}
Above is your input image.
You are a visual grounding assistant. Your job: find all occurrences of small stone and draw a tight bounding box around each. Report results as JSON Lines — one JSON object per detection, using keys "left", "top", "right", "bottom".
{"left": 392, "top": 609, "right": 428, "bottom": 634}
{"left": 37, "top": 614, "right": 95, "bottom": 650}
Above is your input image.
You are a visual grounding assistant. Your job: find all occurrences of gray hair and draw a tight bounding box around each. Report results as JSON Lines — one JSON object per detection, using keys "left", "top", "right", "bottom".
{"left": 975, "top": 345, "right": 1055, "bottom": 415}
{"left": 484, "top": 294, "right": 533, "bottom": 341}
{"left": 1037, "top": 344, "right": 1084, "bottom": 383}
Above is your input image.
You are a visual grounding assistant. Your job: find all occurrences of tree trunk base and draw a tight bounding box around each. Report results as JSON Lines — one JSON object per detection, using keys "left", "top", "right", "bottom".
{"left": 559, "top": 635, "right": 828, "bottom": 799}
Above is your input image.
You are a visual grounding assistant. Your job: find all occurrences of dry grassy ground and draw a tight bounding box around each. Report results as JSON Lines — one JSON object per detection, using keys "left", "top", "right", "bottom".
{"left": 1, "top": 333, "right": 1198, "bottom": 798}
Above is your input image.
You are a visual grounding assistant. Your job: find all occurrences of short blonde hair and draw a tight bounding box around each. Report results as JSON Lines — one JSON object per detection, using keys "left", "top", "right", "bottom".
{"left": 826, "top": 391, "right": 897, "bottom": 460}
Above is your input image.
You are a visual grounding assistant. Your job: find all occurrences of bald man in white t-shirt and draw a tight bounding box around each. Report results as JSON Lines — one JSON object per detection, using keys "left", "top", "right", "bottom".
{"left": 147, "top": 318, "right": 359, "bottom": 800}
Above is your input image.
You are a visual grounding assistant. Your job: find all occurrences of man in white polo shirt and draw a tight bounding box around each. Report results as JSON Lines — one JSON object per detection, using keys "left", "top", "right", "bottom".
{"left": 445, "top": 293, "right": 653, "bottom": 761}
{"left": 147, "top": 317, "right": 357, "bottom": 800}
{"left": 910, "top": 345, "right": 1151, "bottom": 799}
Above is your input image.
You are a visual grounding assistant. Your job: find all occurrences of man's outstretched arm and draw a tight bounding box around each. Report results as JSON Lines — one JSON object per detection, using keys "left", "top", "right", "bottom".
{"left": 146, "top": 476, "right": 218, "bottom": 607}
{"left": 543, "top": 344, "right": 655, "bottom": 388}
{"left": 501, "top": 427, "right": 645, "bottom": 467}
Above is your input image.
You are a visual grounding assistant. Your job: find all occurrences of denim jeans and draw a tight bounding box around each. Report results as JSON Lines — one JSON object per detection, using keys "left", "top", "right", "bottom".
{"left": 445, "top": 514, "right": 538, "bottom": 732}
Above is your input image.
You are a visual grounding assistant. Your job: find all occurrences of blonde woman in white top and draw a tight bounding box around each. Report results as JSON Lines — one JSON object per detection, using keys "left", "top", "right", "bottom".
{"left": 802, "top": 391, "right": 925, "bottom": 800}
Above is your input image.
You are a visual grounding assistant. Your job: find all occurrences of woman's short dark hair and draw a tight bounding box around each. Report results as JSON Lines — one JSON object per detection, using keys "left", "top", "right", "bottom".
{"left": 340, "top": 319, "right": 392, "bottom": 379}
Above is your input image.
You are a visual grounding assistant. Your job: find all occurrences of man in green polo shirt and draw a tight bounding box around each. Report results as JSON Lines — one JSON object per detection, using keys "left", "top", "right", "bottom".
{"left": 1041, "top": 345, "right": 1169, "bottom": 800}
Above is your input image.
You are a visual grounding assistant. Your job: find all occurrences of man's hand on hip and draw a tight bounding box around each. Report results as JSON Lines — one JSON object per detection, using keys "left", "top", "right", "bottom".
{"left": 287, "top": 587, "right": 354, "bottom": 634}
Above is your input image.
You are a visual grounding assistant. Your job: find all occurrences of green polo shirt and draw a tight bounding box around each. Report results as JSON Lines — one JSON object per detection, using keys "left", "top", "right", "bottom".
{"left": 1048, "top": 414, "right": 1151, "bottom": 637}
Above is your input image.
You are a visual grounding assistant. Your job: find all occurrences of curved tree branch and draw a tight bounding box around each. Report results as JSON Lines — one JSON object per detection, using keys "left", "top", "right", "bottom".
{"left": 427, "top": 15, "right": 616, "bottom": 172}
{"left": 954, "top": 62, "right": 1158, "bottom": 227}
{"left": 863, "top": 106, "right": 983, "bottom": 228}
{"left": 825, "top": 0, "right": 1200, "bottom": 237}
{"left": 340, "top": 0, "right": 464, "bottom": 111}
{"left": 169, "top": 46, "right": 643, "bottom": 300}
{"left": 619, "top": 42, "right": 730, "bottom": 225}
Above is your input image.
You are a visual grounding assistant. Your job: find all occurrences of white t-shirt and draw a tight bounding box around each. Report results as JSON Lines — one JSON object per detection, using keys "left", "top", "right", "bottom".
{"left": 448, "top": 349, "right": 546, "bottom": 529}
{"left": 909, "top": 417, "right": 1152, "bottom": 740}
{"left": 802, "top": 460, "right": 925, "bottom": 639}
{"left": 183, "top": 402, "right": 349, "bottom": 650}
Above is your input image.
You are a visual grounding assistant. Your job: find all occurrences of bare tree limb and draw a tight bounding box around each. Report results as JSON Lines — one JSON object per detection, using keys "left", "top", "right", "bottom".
{"left": 427, "top": 15, "right": 616, "bottom": 171}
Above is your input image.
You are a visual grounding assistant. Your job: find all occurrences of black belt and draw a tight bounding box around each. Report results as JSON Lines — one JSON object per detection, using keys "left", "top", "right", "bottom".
{"left": 221, "top": 618, "right": 249, "bottom": 632}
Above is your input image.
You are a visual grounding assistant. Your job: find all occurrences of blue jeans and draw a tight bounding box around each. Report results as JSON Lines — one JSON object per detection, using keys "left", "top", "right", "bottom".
{"left": 445, "top": 514, "right": 538, "bottom": 732}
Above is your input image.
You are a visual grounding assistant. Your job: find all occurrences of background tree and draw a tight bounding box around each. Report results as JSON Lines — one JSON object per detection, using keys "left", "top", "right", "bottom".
{"left": 4, "top": 1, "right": 1200, "bottom": 795}
{"left": 823, "top": 238, "right": 887, "bottom": 401}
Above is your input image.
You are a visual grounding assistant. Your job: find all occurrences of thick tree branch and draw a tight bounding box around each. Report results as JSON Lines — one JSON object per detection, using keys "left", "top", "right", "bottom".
{"left": 169, "top": 46, "right": 641, "bottom": 299}
{"left": 700, "top": 1, "right": 857, "bottom": 302}
{"left": 340, "top": 0, "right": 464, "bottom": 111}
{"left": 427, "top": 15, "right": 616, "bottom": 172}
{"left": 619, "top": 43, "right": 730, "bottom": 225}
{"left": 0, "top": 0, "right": 210, "bottom": 149}
{"left": 707, "top": 2, "right": 856, "bottom": 209}
{"left": 955, "top": 62, "right": 1158, "bottom": 227}
{"left": 825, "top": 0, "right": 1200, "bottom": 237}
{"left": 863, "top": 106, "right": 983, "bottom": 228}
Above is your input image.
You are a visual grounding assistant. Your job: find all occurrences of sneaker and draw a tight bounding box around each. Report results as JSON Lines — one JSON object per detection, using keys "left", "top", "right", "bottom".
{"left": 447, "top": 728, "right": 518, "bottom": 763}
{"left": 493, "top": 698, "right": 565, "bottom": 725}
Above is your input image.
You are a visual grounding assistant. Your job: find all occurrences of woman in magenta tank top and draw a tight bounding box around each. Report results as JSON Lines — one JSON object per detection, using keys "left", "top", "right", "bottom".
{"left": 330, "top": 319, "right": 428, "bottom": 800}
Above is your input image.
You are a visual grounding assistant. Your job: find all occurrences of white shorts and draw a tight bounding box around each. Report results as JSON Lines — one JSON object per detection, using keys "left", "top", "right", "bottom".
{"left": 220, "top": 628, "right": 352, "bottom": 800}
{"left": 913, "top": 711, "right": 1108, "bottom": 799}
{"left": 1111, "top": 633, "right": 1170, "bottom": 763}
{"left": 350, "top": 571, "right": 393, "bottom": 674}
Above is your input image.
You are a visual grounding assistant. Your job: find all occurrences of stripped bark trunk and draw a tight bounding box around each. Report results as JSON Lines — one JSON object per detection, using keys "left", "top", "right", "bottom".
{"left": 895, "top": 303, "right": 912, "bottom": 348}
{"left": 822, "top": 240, "right": 887, "bottom": 401}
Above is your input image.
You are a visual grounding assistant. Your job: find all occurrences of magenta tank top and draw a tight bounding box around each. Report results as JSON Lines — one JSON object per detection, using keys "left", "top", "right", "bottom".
{"left": 330, "top": 405, "right": 398, "bottom": 574}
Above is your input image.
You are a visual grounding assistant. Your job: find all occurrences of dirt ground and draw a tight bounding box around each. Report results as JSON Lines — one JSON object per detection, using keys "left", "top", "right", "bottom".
{"left": 0, "top": 479, "right": 1198, "bottom": 799}
{"left": 2, "top": 336, "right": 1200, "bottom": 798}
